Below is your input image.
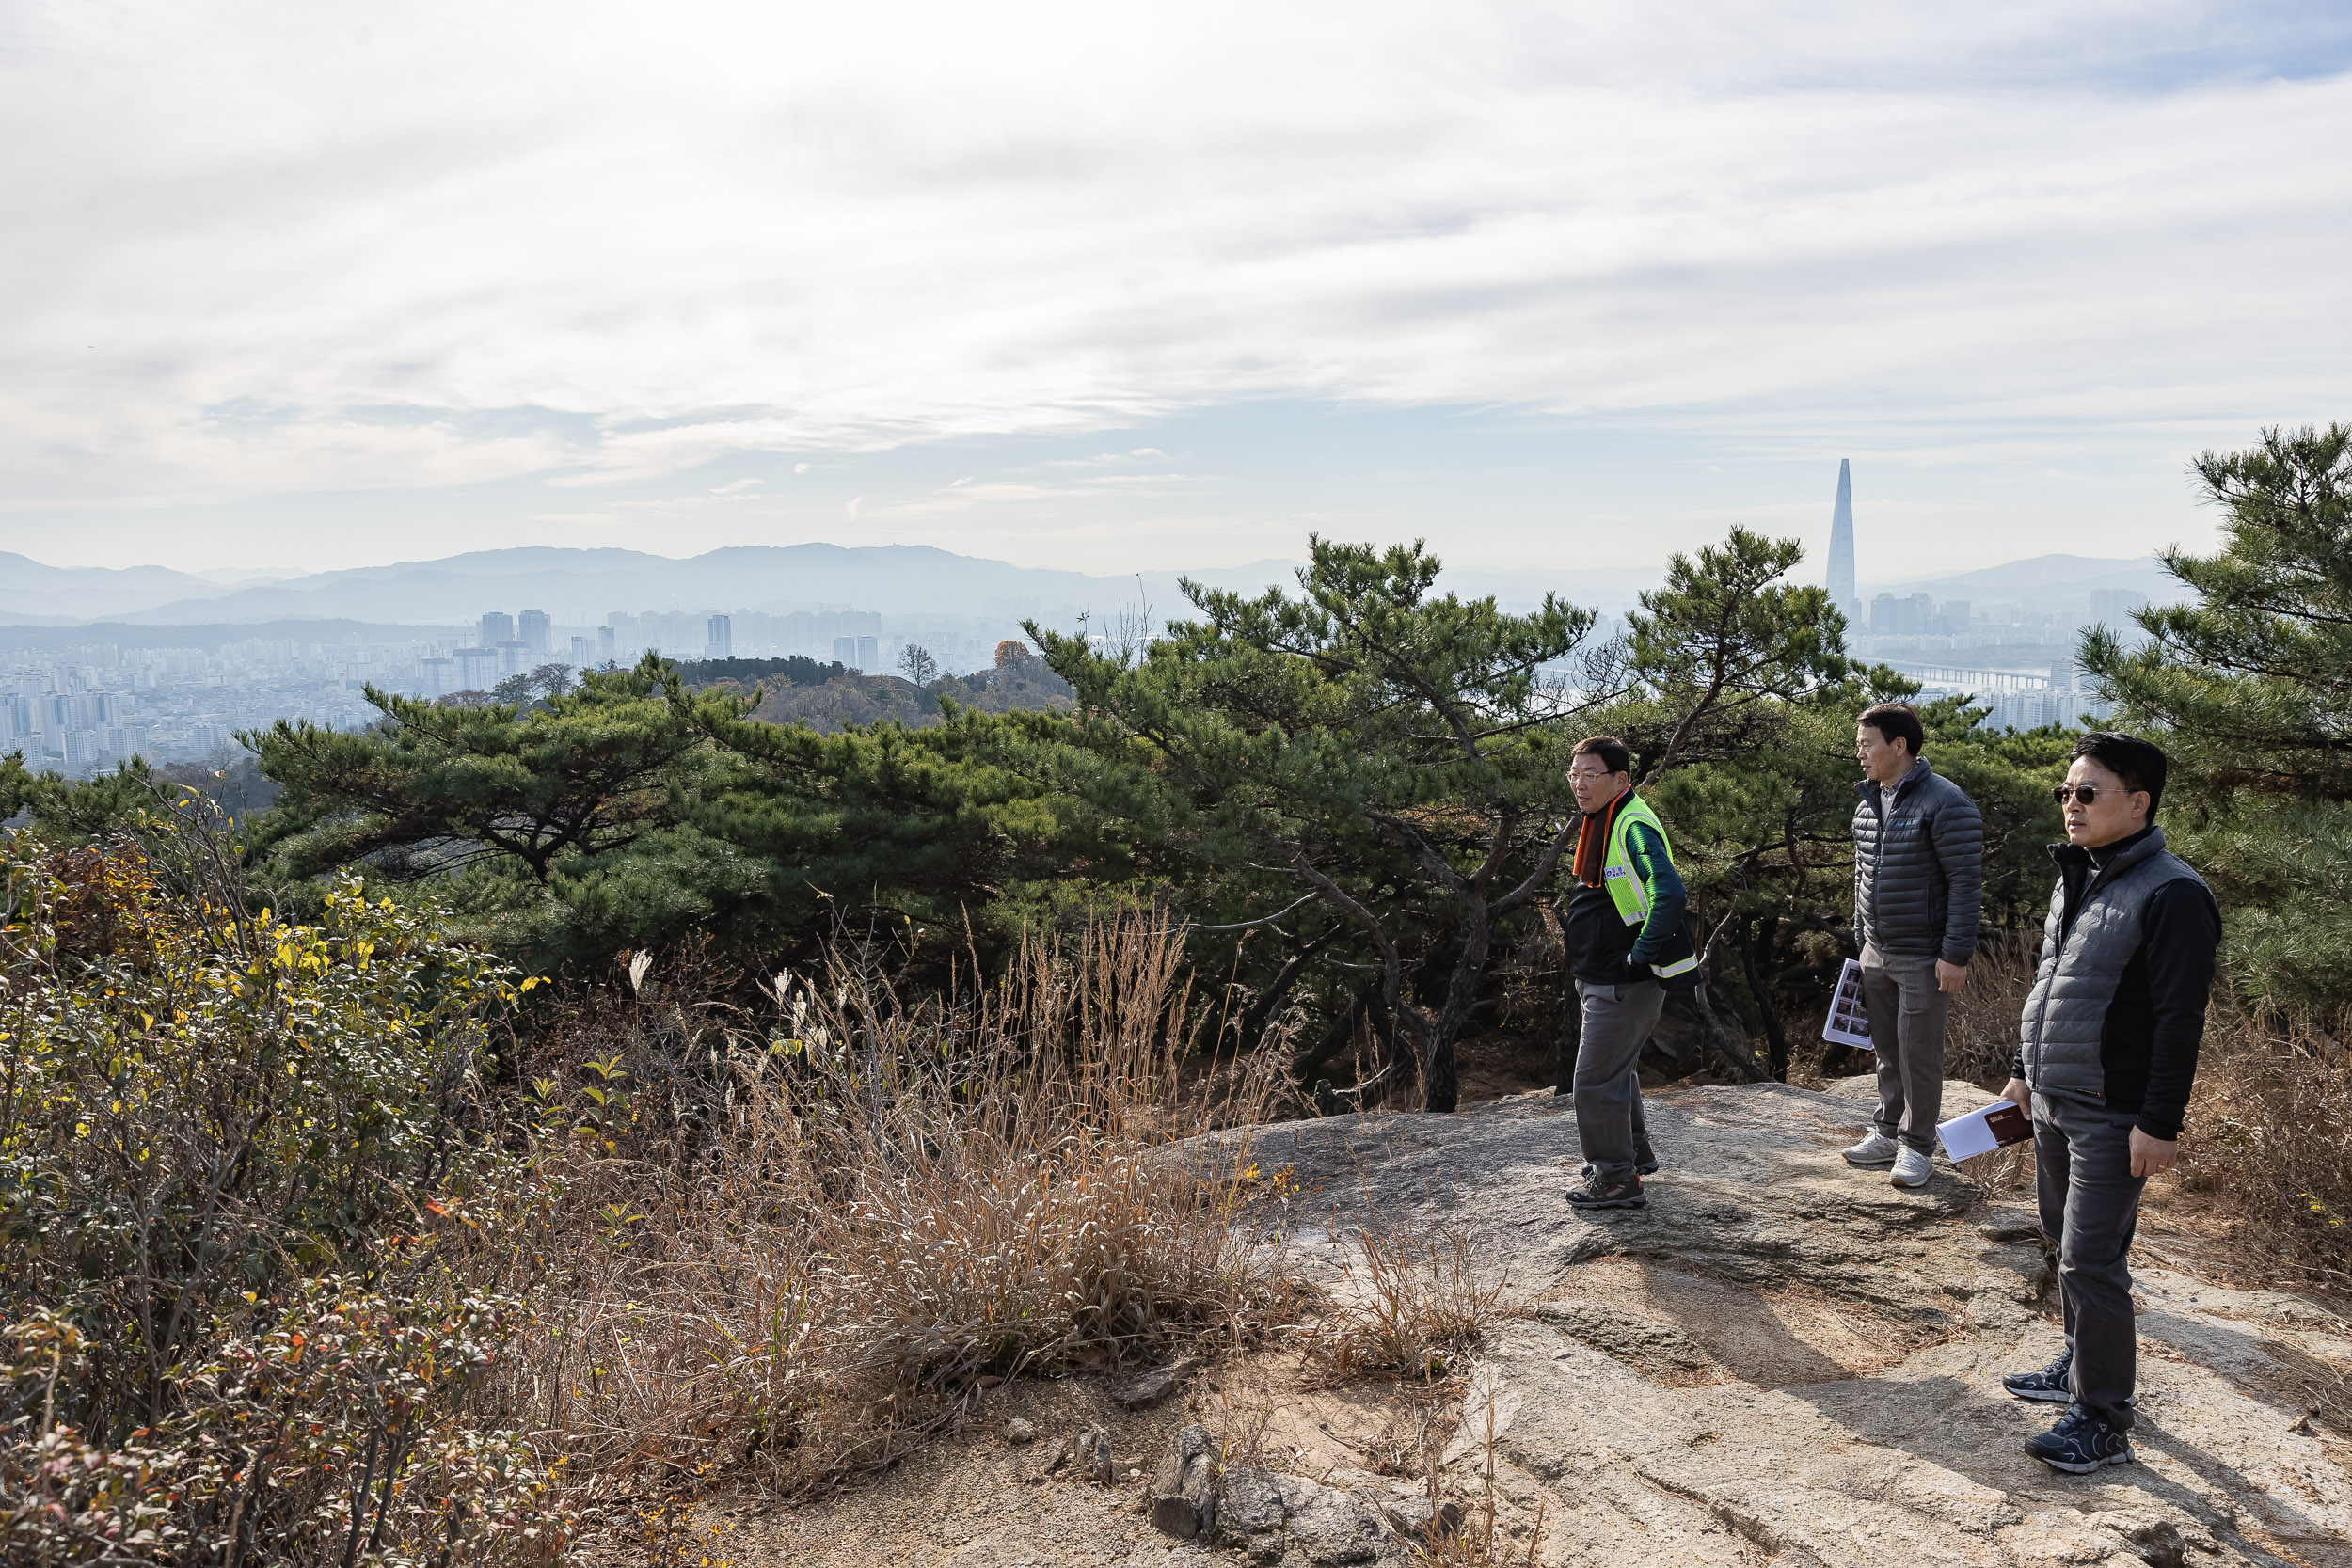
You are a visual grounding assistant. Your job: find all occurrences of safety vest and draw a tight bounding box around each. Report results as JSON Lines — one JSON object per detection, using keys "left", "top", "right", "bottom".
{"left": 1602, "top": 795, "right": 1700, "bottom": 980}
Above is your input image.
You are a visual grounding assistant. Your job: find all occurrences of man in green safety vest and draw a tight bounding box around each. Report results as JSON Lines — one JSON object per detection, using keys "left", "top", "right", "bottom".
{"left": 1561, "top": 736, "right": 1700, "bottom": 1211}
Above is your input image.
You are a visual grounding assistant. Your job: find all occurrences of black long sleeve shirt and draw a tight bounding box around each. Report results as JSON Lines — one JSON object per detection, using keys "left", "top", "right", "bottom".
{"left": 2010, "top": 826, "right": 2222, "bottom": 1141}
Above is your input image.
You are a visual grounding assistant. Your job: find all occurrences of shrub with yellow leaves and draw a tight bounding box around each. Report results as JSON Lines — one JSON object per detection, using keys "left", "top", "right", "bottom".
{"left": 0, "top": 802, "right": 571, "bottom": 1563}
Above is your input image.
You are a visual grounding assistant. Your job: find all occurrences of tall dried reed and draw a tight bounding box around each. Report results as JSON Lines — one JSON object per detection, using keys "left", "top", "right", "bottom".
{"left": 2180, "top": 998, "right": 2352, "bottom": 1289}
{"left": 497, "top": 908, "right": 1293, "bottom": 1500}
{"left": 1943, "top": 933, "right": 2039, "bottom": 1088}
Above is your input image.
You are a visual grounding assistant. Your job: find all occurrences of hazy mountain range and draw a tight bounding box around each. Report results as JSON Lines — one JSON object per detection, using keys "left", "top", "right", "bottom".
{"left": 1875, "top": 553, "right": 2181, "bottom": 600}
{"left": 0, "top": 545, "right": 2181, "bottom": 630}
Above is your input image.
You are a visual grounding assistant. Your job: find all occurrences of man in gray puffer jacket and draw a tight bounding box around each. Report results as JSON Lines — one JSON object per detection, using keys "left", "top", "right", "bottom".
{"left": 1844, "top": 702, "right": 1984, "bottom": 1188}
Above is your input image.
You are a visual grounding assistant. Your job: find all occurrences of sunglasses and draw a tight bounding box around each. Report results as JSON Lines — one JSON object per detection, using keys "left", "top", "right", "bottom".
{"left": 2052, "top": 784, "right": 2134, "bottom": 806}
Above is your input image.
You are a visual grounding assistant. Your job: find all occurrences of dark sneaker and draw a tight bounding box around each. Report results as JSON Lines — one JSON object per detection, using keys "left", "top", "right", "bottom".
{"left": 2026, "top": 1405, "right": 2135, "bottom": 1474}
{"left": 2003, "top": 1348, "right": 2074, "bottom": 1403}
{"left": 1567, "top": 1176, "right": 1645, "bottom": 1210}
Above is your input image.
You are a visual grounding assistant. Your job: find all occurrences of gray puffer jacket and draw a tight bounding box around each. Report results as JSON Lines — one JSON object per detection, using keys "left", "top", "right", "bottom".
{"left": 1852, "top": 758, "right": 1984, "bottom": 965}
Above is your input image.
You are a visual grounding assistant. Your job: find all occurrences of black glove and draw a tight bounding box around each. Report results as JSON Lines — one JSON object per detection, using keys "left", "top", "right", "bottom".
{"left": 1619, "top": 953, "right": 1655, "bottom": 985}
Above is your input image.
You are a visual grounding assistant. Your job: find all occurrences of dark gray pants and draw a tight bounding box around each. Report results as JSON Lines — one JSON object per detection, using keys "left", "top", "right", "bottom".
{"left": 1859, "top": 944, "right": 1950, "bottom": 1154}
{"left": 2033, "top": 1091, "right": 2147, "bottom": 1431}
{"left": 1573, "top": 978, "right": 1665, "bottom": 1183}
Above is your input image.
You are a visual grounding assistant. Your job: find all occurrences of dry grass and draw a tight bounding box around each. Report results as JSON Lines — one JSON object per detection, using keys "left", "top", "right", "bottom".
{"left": 1959, "top": 1140, "right": 2038, "bottom": 1199}
{"left": 494, "top": 909, "right": 1295, "bottom": 1506}
{"left": 1410, "top": 1372, "right": 1545, "bottom": 1568}
{"left": 1944, "top": 933, "right": 2040, "bottom": 1088}
{"left": 2179, "top": 997, "right": 2352, "bottom": 1291}
{"left": 1295, "top": 1228, "right": 1518, "bottom": 1388}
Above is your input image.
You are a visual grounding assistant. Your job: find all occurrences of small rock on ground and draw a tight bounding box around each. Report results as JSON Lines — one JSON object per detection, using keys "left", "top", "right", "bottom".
{"left": 1115, "top": 1354, "right": 1201, "bottom": 1410}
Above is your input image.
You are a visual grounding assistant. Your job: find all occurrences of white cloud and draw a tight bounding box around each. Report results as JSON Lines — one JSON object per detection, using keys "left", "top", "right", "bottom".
{"left": 0, "top": 0, "right": 2346, "bottom": 548}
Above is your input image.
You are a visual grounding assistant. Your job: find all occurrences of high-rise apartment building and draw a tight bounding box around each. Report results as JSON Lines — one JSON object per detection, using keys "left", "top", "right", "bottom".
{"left": 497, "top": 640, "right": 530, "bottom": 676}
{"left": 856, "top": 635, "right": 878, "bottom": 672}
{"left": 706, "top": 614, "right": 733, "bottom": 660}
{"left": 1864, "top": 592, "right": 1949, "bottom": 641}
{"left": 569, "top": 635, "right": 595, "bottom": 665}
{"left": 834, "top": 636, "right": 859, "bottom": 668}
{"left": 480, "top": 611, "right": 516, "bottom": 646}
{"left": 518, "top": 609, "right": 551, "bottom": 655}
{"left": 2088, "top": 589, "right": 2147, "bottom": 628}
{"left": 37, "top": 693, "right": 68, "bottom": 757}
{"left": 596, "top": 626, "right": 617, "bottom": 661}
{"left": 454, "top": 647, "right": 499, "bottom": 690}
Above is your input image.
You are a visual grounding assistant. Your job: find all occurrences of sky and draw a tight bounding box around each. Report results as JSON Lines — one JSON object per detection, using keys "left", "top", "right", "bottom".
{"left": 3, "top": 0, "right": 2349, "bottom": 580}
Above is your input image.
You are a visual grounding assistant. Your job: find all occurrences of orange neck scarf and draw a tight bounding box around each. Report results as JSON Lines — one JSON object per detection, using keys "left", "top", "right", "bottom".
{"left": 1572, "top": 786, "right": 1633, "bottom": 888}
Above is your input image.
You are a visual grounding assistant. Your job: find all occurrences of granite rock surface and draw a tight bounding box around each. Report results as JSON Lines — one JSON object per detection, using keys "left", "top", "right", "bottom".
{"left": 1203, "top": 1077, "right": 2352, "bottom": 1568}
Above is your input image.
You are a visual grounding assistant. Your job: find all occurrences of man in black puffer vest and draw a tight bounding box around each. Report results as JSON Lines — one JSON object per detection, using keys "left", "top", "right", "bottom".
{"left": 1997, "top": 733, "right": 2220, "bottom": 1475}
{"left": 1845, "top": 702, "right": 1983, "bottom": 1189}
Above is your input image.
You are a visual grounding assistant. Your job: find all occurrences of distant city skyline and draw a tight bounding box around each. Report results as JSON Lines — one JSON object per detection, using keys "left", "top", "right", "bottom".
{"left": 0, "top": 467, "right": 2187, "bottom": 777}
{"left": 0, "top": 532, "right": 2163, "bottom": 777}
{"left": 6, "top": 5, "right": 2348, "bottom": 578}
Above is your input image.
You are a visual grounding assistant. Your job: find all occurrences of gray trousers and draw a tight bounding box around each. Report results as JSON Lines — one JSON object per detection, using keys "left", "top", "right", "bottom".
{"left": 1859, "top": 944, "right": 1951, "bottom": 1153}
{"left": 1573, "top": 979, "right": 1665, "bottom": 1182}
{"left": 2033, "top": 1091, "right": 2147, "bottom": 1431}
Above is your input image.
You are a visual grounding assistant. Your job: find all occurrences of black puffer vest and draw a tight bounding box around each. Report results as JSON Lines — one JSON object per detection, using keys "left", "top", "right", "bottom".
{"left": 2019, "top": 826, "right": 2210, "bottom": 1103}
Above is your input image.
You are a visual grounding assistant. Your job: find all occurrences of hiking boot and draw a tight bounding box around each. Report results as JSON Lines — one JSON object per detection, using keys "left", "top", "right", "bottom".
{"left": 1890, "top": 1146, "right": 1933, "bottom": 1188}
{"left": 2026, "top": 1404, "right": 2135, "bottom": 1473}
{"left": 1842, "top": 1131, "right": 1897, "bottom": 1166}
{"left": 2003, "top": 1348, "right": 2074, "bottom": 1403}
{"left": 1566, "top": 1176, "right": 1646, "bottom": 1210}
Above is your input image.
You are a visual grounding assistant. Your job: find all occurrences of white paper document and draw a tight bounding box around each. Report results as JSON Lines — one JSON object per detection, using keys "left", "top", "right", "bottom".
{"left": 1937, "top": 1100, "right": 2034, "bottom": 1162}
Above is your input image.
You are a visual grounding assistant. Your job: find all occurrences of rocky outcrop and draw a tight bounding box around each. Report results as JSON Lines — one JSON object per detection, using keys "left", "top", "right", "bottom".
{"left": 1211, "top": 1077, "right": 2352, "bottom": 1568}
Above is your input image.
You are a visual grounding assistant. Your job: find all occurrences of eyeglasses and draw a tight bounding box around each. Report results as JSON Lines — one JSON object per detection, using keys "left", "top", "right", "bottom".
{"left": 2052, "top": 784, "right": 2119, "bottom": 806}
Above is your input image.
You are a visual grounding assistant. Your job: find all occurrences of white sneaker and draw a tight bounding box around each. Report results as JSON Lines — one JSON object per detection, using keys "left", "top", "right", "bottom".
{"left": 1842, "top": 1131, "right": 1897, "bottom": 1166}
{"left": 1890, "top": 1146, "right": 1933, "bottom": 1188}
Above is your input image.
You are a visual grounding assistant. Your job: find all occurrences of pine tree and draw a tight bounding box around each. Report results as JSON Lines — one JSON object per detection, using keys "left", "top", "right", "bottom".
{"left": 2082, "top": 422, "right": 2352, "bottom": 1005}
{"left": 251, "top": 653, "right": 706, "bottom": 885}
{"left": 1037, "top": 536, "right": 1614, "bottom": 1112}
